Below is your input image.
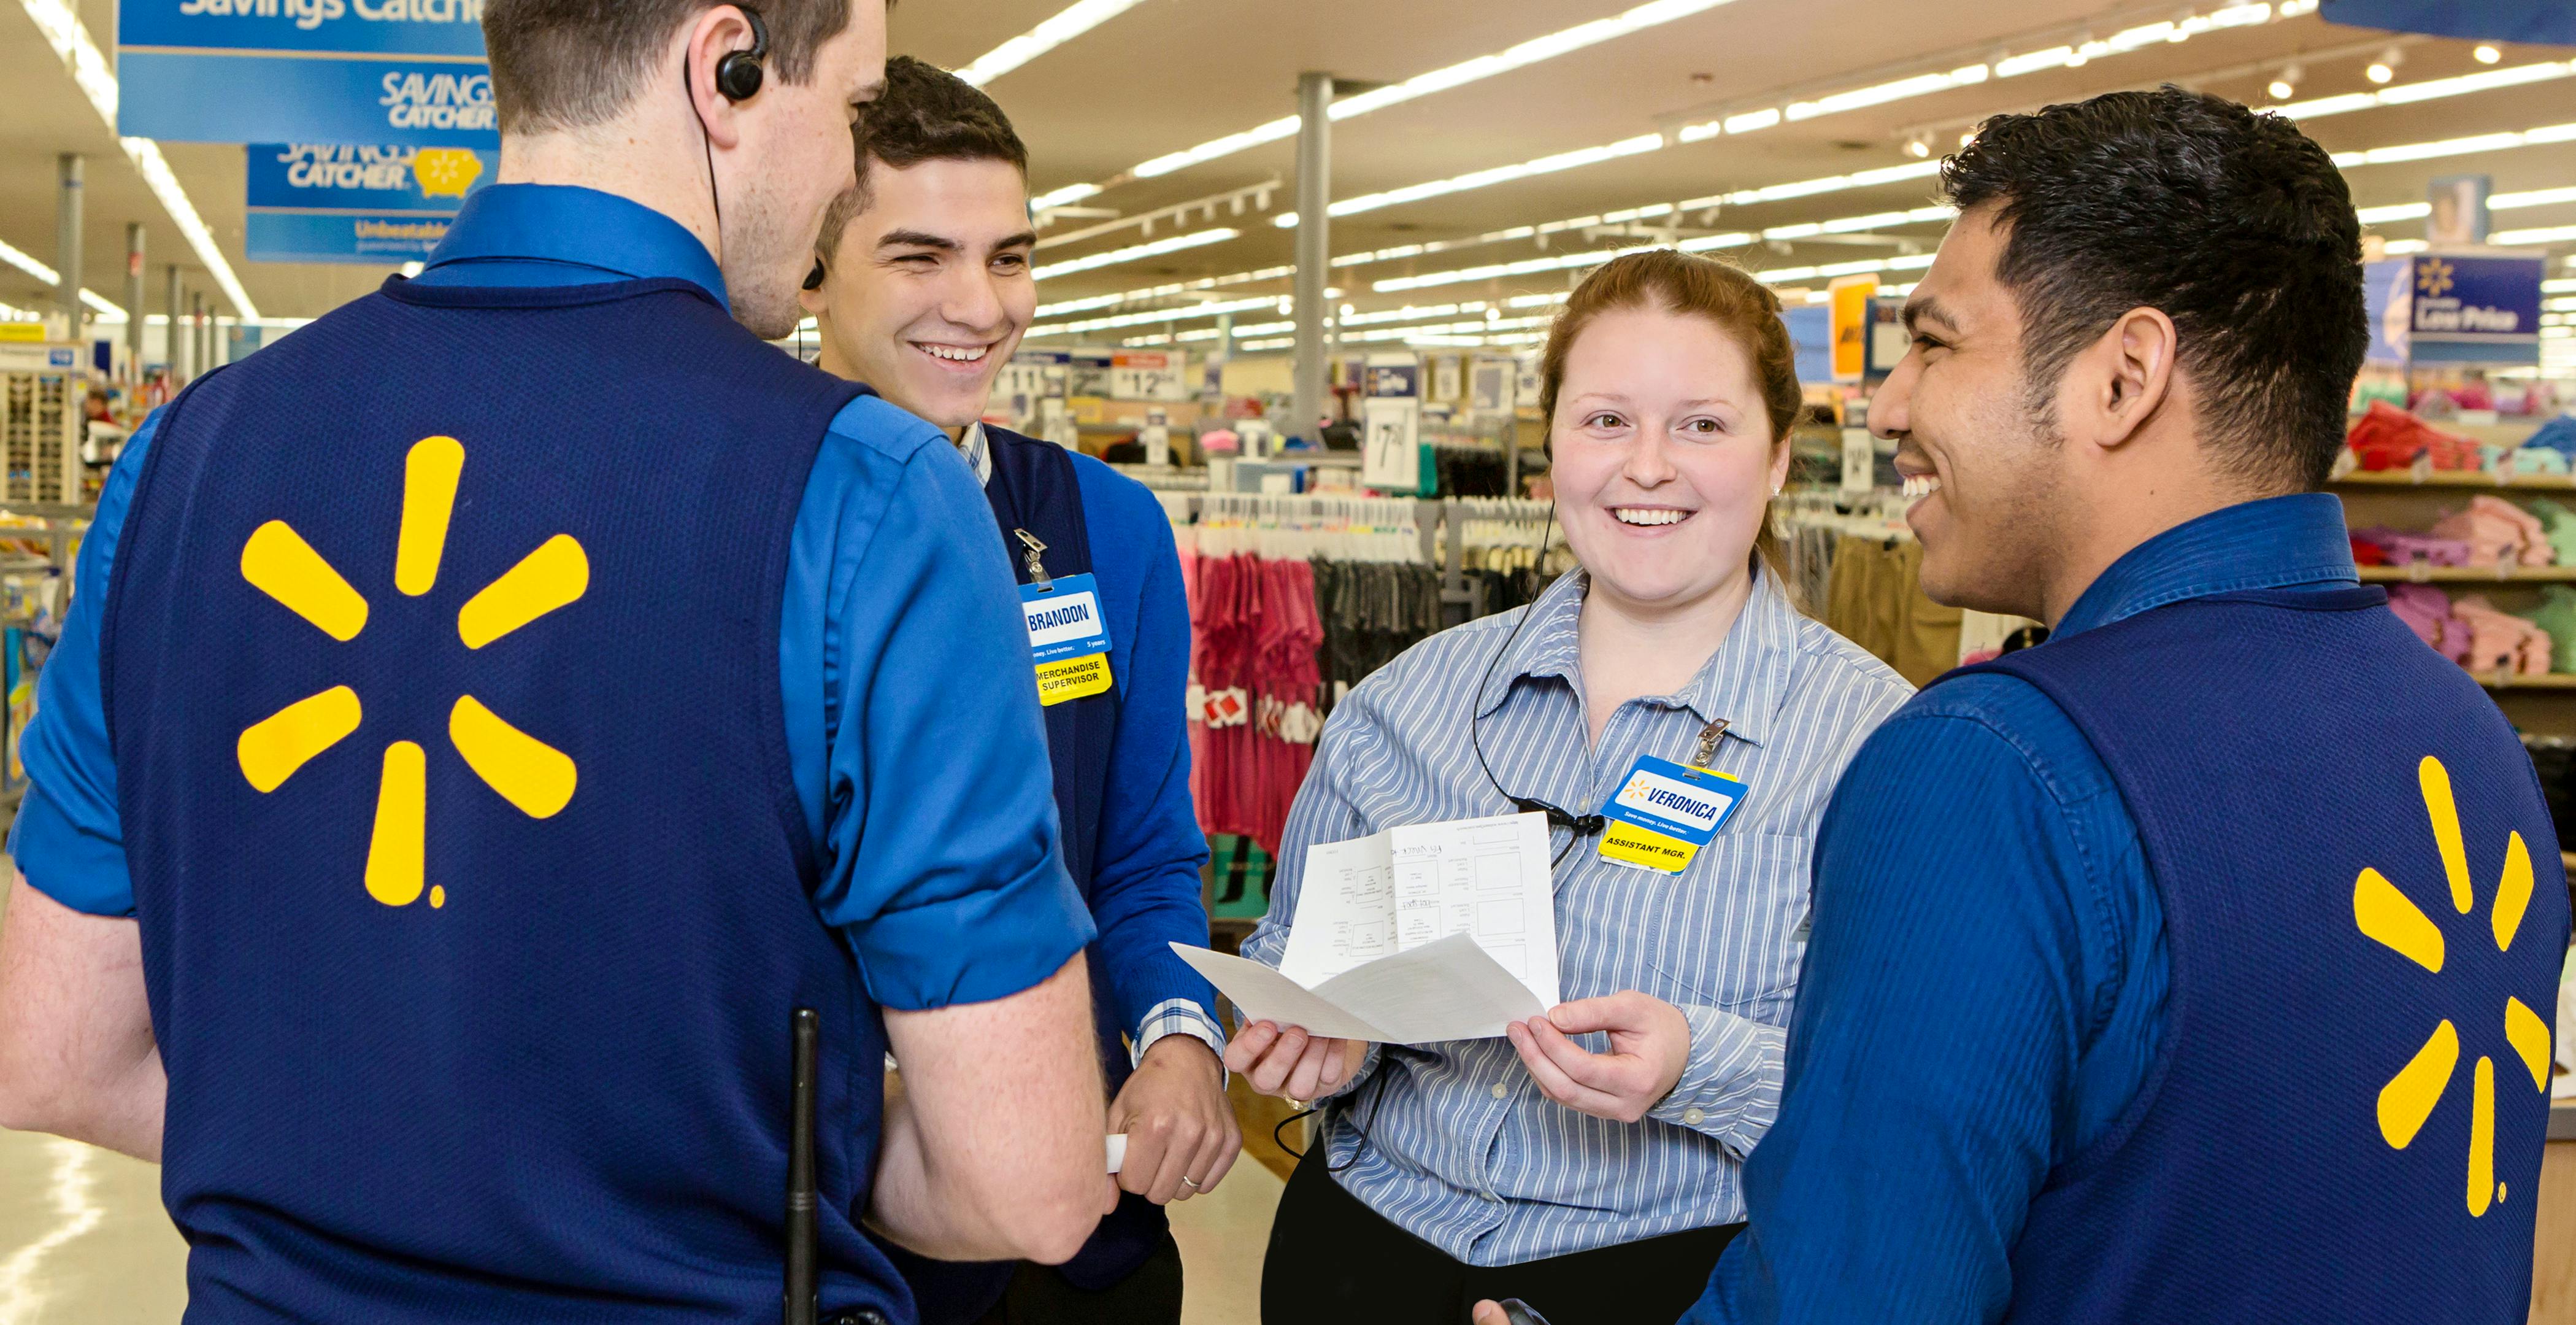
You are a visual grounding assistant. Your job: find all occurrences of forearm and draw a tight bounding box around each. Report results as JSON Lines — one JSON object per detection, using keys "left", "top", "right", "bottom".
{"left": 866, "top": 957, "right": 1109, "bottom": 1264}
{"left": 0, "top": 874, "right": 166, "bottom": 1162}
{"left": 1647, "top": 1003, "right": 1785, "bottom": 1154}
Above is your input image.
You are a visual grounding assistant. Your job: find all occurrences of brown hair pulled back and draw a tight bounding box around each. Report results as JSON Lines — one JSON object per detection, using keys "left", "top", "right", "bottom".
{"left": 1537, "top": 249, "right": 1805, "bottom": 578}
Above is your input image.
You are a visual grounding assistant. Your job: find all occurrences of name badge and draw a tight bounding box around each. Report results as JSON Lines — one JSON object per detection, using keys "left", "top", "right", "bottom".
{"left": 1598, "top": 755, "right": 1747, "bottom": 875}
{"left": 1021, "top": 573, "right": 1113, "bottom": 707}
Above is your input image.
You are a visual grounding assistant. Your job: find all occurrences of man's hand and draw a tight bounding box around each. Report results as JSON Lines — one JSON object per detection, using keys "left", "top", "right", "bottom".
{"left": 1223, "top": 1021, "right": 1367, "bottom": 1102}
{"left": 1505, "top": 991, "right": 1691, "bottom": 1125}
{"left": 1107, "top": 1036, "right": 1240, "bottom": 1205}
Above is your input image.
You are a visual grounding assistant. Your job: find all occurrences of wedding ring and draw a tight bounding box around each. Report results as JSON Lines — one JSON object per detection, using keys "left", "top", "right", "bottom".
{"left": 1179, "top": 1176, "right": 1200, "bottom": 1191}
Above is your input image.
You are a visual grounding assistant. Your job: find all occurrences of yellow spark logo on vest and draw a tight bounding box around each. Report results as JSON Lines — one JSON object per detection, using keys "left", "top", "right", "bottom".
{"left": 233, "top": 436, "right": 587, "bottom": 910}
{"left": 2353, "top": 756, "right": 2556, "bottom": 1216}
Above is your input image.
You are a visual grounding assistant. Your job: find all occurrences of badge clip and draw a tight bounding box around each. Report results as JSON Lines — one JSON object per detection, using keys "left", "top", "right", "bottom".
{"left": 1015, "top": 529, "right": 1054, "bottom": 592}
{"left": 1689, "top": 719, "right": 1731, "bottom": 773}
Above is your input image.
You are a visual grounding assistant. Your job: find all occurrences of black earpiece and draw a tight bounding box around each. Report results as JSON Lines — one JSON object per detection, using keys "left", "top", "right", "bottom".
{"left": 715, "top": 6, "right": 771, "bottom": 102}
{"left": 803, "top": 258, "right": 826, "bottom": 291}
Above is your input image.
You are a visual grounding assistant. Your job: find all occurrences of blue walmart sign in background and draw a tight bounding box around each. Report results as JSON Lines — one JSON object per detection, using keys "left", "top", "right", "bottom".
{"left": 245, "top": 144, "right": 494, "bottom": 264}
{"left": 119, "top": 1, "right": 496, "bottom": 147}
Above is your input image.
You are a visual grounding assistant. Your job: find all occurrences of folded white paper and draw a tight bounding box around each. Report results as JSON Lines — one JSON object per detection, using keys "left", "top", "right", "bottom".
{"left": 1279, "top": 811, "right": 1561, "bottom": 1005}
{"left": 1174, "top": 932, "right": 1548, "bottom": 1044}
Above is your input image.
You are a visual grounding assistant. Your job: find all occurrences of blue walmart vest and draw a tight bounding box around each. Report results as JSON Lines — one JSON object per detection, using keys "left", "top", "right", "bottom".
{"left": 102, "top": 276, "right": 901, "bottom": 1323}
{"left": 1940, "top": 587, "right": 2571, "bottom": 1323}
{"left": 888, "top": 426, "right": 1160, "bottom": 1324}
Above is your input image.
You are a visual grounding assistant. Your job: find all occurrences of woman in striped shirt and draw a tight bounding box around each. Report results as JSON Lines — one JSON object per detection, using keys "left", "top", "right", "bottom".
{"left": 1227, "top": 250, "right": 1912, "bottom": 1325}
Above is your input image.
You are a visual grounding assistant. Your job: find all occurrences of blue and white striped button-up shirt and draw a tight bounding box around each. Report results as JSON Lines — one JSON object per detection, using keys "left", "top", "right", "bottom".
{"left": 1244, "top": 565, "right": 1910, "bottom": 1266}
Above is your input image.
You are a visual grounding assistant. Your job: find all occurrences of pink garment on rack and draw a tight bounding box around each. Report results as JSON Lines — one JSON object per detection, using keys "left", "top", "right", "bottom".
{"left": 2451, "top": 594, "right": 2554, "bottom": 675}
{"left": 2386, "top": 584, "right": 2472, "bottom": 665}
{"left": 2351, "top": 527, "right": 2474, "bottom": 568}
{"left": 1183, "top": 550, "right": 1325, "bottom": 855}
{"left": 2431, "top": 495, "right": 2555, "bottom": 567}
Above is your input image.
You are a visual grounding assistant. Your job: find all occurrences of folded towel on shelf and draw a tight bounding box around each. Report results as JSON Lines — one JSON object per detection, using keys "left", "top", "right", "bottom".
{"left": 2453, "top": 593, "right": 2554, "bottom": 674}
{"left": 2388, "top": 584, "right": 2472, "bottom": 665}
{"left": 2352, "top": 527, "right": 2474, "bottom": 568}
{"left": 2431, "top": 495, "right": 2555, "bottom": 567}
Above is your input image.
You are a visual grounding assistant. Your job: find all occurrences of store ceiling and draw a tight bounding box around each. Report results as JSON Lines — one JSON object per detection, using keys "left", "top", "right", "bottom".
{"left": 2, "top": 0, "right": 2571, "bottom": 329}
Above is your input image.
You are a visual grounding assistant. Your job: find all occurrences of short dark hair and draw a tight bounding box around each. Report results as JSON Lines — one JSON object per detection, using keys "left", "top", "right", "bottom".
{"left": 484, "top": 0, "right": 855, "bottom": 135}
{"left": 1942, "top": 87, "right": 2367, "bottom": 490}
{"left": 816, "top": 55, "right": 1029, "bottom": 263}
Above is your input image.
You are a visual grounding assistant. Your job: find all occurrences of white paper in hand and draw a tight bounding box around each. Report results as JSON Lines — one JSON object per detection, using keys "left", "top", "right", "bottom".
{"left": 1173, "top": 933, "right": 1546, "bottom": 1044}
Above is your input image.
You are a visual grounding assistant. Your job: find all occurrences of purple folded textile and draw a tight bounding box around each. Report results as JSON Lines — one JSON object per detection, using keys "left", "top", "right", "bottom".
{"left": 2353, "top": 527, "right": 2475, "bottom": 568}
{"left": 2388, "top": 584, "right": 2472, "bottom": 663}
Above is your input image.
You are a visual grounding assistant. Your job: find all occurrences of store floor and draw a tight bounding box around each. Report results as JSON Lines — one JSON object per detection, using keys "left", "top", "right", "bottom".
{"left": 0, "top": 883, "right": 1285, "bottom": 1325}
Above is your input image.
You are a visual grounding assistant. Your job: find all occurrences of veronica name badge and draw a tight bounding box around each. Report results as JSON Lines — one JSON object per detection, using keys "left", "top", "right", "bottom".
{"left": 1598, "top": 755, "right": 1746, "bottom": 875}
{"left": 1021, "top": 573, "right": 1113, "bottom": 706}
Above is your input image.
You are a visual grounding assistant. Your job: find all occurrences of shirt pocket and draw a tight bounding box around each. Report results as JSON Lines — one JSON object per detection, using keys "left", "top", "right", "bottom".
{"left": 1646, "top": 832, "right": 1813, "bottom": 1018}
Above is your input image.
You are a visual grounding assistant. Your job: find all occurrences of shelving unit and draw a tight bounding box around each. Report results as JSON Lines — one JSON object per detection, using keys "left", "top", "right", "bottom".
{"left": 2359, "top": 566, "right": 2576, "bottom": 584}
{"left": 2337, "top": 468, "right": 2576, "bottom": 492}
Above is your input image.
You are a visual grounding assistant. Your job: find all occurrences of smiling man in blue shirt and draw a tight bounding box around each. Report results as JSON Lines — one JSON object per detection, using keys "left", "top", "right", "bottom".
{"left": 0, "top": 4, "right": 1115, "bottom": 1323}
{"left": 797, "top": 58, "right": 1234, "bottom": 1325}
{"left": 1648, "top": 89, "right": 2571, "bottom": 1325}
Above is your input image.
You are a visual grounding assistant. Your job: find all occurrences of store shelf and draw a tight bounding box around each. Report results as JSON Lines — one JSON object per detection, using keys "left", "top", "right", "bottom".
{"left": 2332, "top": 469, "right": 2576, "bottom": 491}
{"left": 2362, "top": 566, "right": 2576, "bottom": 583}
{"left": 2473, "top": 672, "right": 2576, "bottom": 690}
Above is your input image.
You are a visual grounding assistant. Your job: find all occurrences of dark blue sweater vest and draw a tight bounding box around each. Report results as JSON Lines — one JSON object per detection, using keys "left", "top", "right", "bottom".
{"left": 102, "top": 276, "right": 906, "bottom": 1322}
{"left": 890, "top": 427, "right": 1162, "bottom": 1322}
{"left": 1941, "top": 587, "right": 2570, "bottom": 1323}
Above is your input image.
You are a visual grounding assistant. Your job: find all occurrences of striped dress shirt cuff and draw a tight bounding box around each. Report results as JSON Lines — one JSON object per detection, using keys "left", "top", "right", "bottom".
{"left": 1134, "top": 999, "right": 1229, "bottom": 1072}
{"left": 1649, "top": 1003, "right": 1786, "bottom": 1154}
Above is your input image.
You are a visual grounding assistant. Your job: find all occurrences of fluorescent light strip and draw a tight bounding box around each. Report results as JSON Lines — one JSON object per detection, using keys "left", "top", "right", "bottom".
{"left": 20, "top": 0, "right": 258, "bottom": 319}
{"left": 2496, "top": 225, "right": 2576, "bottom": 247}
{"left": 2331, "top": 122, "right": 2576, "bottom": 169}
{"left": 1027, "top": 294, "right": 1285, "bottom": 338}
{"left": 1031, "top": 228, "right": 1239, "bottom": 282}
{"left": 2279, "top": 60, "right": 2576, "bottom": 120}
{"left": 1677, "top": 1, "right": 2278, "bottom": 143}
{"left": 1274, "top": 135, "right": 1667, "bottom": 226}
{"left": 2361, "top": 185, "right": 2576, "bottom": 226}
{"left": 0, "top": 234, "right": 126, "bottom": 321}
{"left": 955, "top": 0, "right": 1150, "bottom": 88}
{"left": 1059, "top": 0, "right": 1742, "bottom": 194}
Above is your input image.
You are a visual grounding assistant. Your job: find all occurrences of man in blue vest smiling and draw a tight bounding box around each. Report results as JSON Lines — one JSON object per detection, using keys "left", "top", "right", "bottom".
{"left": 1618, "top": 87, "right": 2571, "bottom": 1325}
{"left": 0, "top": 4, "right": 1117, "bottom": 1323}
{"left": 799, "top": 56, "right": 1236, "bottom": 1325}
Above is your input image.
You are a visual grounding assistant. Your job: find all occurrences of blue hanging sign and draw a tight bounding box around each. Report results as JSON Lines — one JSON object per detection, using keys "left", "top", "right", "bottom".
{"left": 244, "top": 144, "right": 494, "bottom": 264}
{"left": 2405, "top": 254, "right": 2543, "bottom": 366}
{"left": 2320, "top": 0, "right": 2576, "bottom": 44}
{"left": 118, "top": 1, "right": 496, "bottom": 146}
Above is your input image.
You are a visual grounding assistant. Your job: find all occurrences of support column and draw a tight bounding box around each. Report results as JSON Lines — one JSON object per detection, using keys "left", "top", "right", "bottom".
{"left": 1291, "top": 72, "right": 1333, "bottom": 444}
{"left": 125, "top": 225, "right": 145, "bottom": 383}
{"left": 165, "top": 266, "right": 185, "bottom": 382}
{"left": 56, "top": 155, "right": 84, "bottom": 336}
{"left": 192, "top": 293, "right": 207, "bottom": 382}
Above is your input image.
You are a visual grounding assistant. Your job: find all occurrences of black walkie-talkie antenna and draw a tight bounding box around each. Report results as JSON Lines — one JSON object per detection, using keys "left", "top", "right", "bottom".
{"left": 785, "top": 1008, "right": 820, "bottom": 1325}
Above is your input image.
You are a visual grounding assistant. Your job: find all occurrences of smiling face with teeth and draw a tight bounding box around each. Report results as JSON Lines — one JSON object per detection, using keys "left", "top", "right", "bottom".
{"left": 802, "top": 156, "right": 1037, "bottom": 438}
{"left": 1550, "top": 305, "right": 1793, "bottom": 626}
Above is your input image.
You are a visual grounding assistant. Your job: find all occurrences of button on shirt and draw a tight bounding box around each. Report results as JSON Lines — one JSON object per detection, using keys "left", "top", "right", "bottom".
{"left": 1245, "top": 566, "right": 1911, "bottom": 1267}
{"left": 10, "top": 184, "right": 1094, "bottom": 1013}
{"left": 1690, "top": 493, "right": 2363, "bottom": 1325}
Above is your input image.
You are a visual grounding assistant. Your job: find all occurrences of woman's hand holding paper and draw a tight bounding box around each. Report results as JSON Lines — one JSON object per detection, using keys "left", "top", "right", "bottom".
{"left": 1225, "top": 1021, "right": 1370, "bottom": 1102}
{"left": 1506, "top": 992, "right": 1690, "bottom": 1124}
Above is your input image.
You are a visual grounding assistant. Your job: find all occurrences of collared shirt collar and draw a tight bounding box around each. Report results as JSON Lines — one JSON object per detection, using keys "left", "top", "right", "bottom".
{"left": 2056, "top": 492, "right": 2358, "bottom": 639}
{"left": 420, "top": 183, "right": 730, "bottom": 312}
{"left": 958, "top": 422, "right": 995, "bottom": 486}
{"left": 1476, "top": 563, "right": 1802, "bottom": 748}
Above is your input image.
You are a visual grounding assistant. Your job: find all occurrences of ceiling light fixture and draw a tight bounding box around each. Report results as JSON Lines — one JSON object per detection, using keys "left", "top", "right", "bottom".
{"left": 18, "top": 0, "right": 259, "bottom": 319}
{"left": 2366, "top": 47, "right": 2401, "bottom": 83}
{"left": 1905, "top": 136, "right": 1933, "bottom": 158}
{"left": 1030, "top": 227, "right": 1240, "bottom": 282}
{"left": 2475, "top": 44, "right": 2503, "bottom": 65}
{"left": 955, "top": 0, "right": 1152, "bottom": 87}
{"left": 2269, "top": 60, "right": 2302, "bottom": 99}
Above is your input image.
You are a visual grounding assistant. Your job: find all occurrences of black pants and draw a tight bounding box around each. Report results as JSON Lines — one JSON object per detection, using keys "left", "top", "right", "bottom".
{"left": 971, "top": 1229, "right": 1184, "bottom": 1325}
{"left": 1261, "top": 1156, "right": 1741, "bottom": 1325}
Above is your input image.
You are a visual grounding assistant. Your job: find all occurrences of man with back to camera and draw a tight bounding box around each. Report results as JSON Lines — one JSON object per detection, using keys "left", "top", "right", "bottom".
{"left": 798, "top": 56, "right": 1241, "bottom": 1325}
{"left": 1479, "top": 87, "right": 2572, "bottom": 1325}
{"left": 0, "top": 4, "right": 1119, "bottom": 1322}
